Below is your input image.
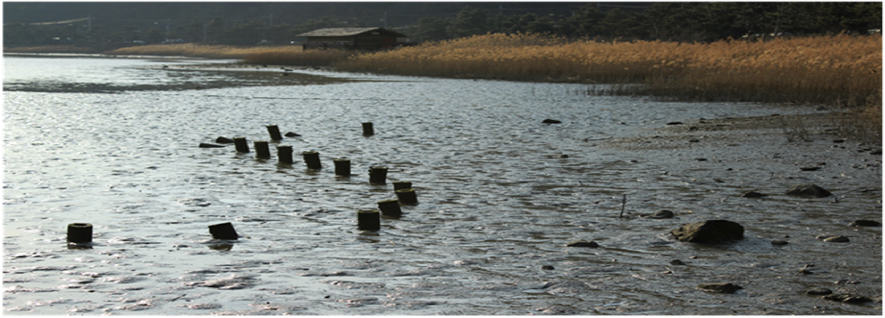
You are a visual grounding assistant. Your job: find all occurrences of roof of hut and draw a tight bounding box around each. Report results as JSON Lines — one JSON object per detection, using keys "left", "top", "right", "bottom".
{"left": 297, "top": 27, "right": 405, "bottom": 38}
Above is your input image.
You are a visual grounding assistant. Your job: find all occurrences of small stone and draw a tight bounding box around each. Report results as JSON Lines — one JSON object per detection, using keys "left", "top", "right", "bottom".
{"left": 542, "top": 119, "right": 562, "bottom": 124}
{"left": 650, "top": 210, "right": 675, "bottom": 219}
{"left": 806, "top": 288, "right": 833, "bottom": 296}
{"left": 284, "top": 132, "right": 301, "bottom": 137}
{"left": 741, "top": 191, "right": 767, "bottom": 198}
{"left": 771, "top": 240, "right": 789, "bottom": 246}
{"left": 215, "top": 137, "right": 234, "bottom": 144}
{"left": 786, "top": 184, "right": 832, "bottom": 198}
{"left": 666, "top": 121, "right": 684, "bottom": 125}
{"left": 560, "top": 154, "right": 569, "bottom": 158}
{"left": 689, "top": 139, "right": 700, "bottom": 143}
{"left": 817, "top": 235, "right": 849, "bottom": 243}
{"left": 833, "top": 139, "right": 845, "bottom": 143}
{"left": 695, "top": 158, "right": 707, "bottom": 161}
{"left": 669, "top": 259, "right": 686, "bottom": 266}
{"left": 850, "top": 220, "right": 881, "bottom": 227}
{"left": 199, "top": 143, "right": 225, "bottom": 148}
{"left": 541, "top": 265, "right": 555, "bottom": 270}
{"left": 671, "top": 220, "right": 744, "bottom": 244}
{"left": 567, "top": 241, "right": 599, "bottom": 248}
{"left": 823, "top": 293, "right": 872, "bottom": 304}
{"left": 697, "top": 282, "right": 742, "bottom": 294}
{"left": 800, "top": 166, "right": 821, "bottom": 171}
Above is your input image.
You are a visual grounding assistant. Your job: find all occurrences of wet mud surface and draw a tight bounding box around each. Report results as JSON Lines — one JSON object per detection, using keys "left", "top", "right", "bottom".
{"left": 3, "top": 56, "right": 882, "bottom": 314}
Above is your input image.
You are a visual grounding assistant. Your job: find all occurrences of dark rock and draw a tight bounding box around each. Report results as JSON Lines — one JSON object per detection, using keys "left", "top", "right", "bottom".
{"left": 823, "top": 293, "right": 872, "bottom": 305}
{"left": 741, "top": 191, "right": 767, "bottom": 198}
{"left": 871, "top": 149, "right": 882, "bottom": 155}
{"left": 850, "top": 220, "right": 882, "bottom": 227}
{"left": 560, "top": 154, "right": 569, "bottom": 158}
{"left": 666, "top": 121, "right": 684, "bottom": 125}
{"left": 199, "top": 143, "right": 225, "bottom": 148}
{"left": 805, "top": 288, "right": 833, "bottom": 296}
{"left": 817, "top": 235, "right": 849, "bottom": 243}
{"left": 671, "top": 220, "right": 744, "bottom": 244}
{"left": 833, "top": 139, "right": 845, "bottom": 143}
{"left": 771, "top": 240, "right": 789, "bottom": 246}
{"left": 215, "top": 137, "right": 234, "bottom": 144}
{"left": 284, "top": 132, "right": 301, "bottom": 137}
{"left": 650, "top": 210, "right": 675, "bottom": 219}
{"left": 669, "top": 259, "right": 686, "bottom": 266}
{"left": 541, "top": 265, "right": 555, "bottom": 270}
{"left": 542, "top": 119, "right": 562, "bottom": 124}
{"left": 567, "top": 241, "right": 599, "bottom": 248}
{"left": 697, "top": 282, "right": 742, "bottom": 294}
{"left": 800, "top": 166, "right": 821, "bottom": 171}
{"left": 695, "top": 158, "right": 707, "bottom": 161}
{"left": 689, "top": 138, "right": 700, "bottom": 143}
{"left": 785, "top": 184, "right": 832, "bottom": 198}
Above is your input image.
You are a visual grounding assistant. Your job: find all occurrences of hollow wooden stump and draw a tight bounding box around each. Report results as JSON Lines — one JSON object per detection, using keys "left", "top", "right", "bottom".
{"left": 209, "top": 222, "right": 238, "bottom": 240}
{"left": 254, "top": 141, "right": 270, "bottom": 159}
{"left": 266, "top": 125, "right": 283, "bottom": 141}
{"left": 377, "top": 199, "right": 402, "bottom": 218}
{"left": 357, "top": 209, "right": 381, "bottom": 231}
{"left": 395, "top": 188, "right": 418, "bottom": 205}
{"left": 333, "top": 158, "right": 351, "bottom": 176}
{"left": 392, "top": 181, "right": 412, "bottom": 191}
{"left": 233, "top": 137, "right": 249, "bottom": 153}
{"left": 302, "top": 151, "right": 321, "bottom": 170}
{"left": 362, "top": 122, "right": 374, "bottom": 136}
{"left": 369, "top": 166, "right": 387, "bottom": 185}
{"left": 277, "top": 145, "right": 293, "bottom": 164}
{"left": 67, "top": 223, "right": 93, "bottom": 244}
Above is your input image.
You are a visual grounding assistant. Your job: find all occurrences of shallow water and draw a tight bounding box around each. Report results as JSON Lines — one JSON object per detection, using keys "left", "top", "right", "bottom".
{"left": 3, "top": 56, "right": 881, "bottom": 314}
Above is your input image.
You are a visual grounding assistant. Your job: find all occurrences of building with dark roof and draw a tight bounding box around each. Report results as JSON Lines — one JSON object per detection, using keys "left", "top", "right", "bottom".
{"left": 297, "top": 27, "right": 407, "bottom": 50}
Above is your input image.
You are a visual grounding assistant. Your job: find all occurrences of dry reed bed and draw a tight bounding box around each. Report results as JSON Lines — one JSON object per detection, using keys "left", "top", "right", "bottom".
{"left": 336, "top": 33, "right": 881, "bottom": 108}
{"left": 107, "top": 43, "right": 303, "bottom": 59}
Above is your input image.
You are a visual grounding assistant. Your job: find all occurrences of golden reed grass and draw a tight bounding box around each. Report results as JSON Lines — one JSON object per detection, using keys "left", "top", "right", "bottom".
{"left": 106, "top": 43, "right": 304, "bottom": 59}
{"left": 336, "top": 33, "right": 881, "bottom": 109}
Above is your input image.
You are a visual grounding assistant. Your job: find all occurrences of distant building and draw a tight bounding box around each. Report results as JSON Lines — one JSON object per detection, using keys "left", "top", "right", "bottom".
{"left": 297, "top": 27, "right": 407, "bottom": 50}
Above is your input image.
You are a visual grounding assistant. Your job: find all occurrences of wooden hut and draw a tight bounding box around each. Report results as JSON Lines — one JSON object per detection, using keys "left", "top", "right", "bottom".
{"left": 297, "top": 27, "right": 406, "bottom": 50}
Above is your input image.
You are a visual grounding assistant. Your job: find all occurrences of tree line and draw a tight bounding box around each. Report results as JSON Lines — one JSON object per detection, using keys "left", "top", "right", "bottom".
{"left": 3, "top": 2, "right": 881, "bottom": 50}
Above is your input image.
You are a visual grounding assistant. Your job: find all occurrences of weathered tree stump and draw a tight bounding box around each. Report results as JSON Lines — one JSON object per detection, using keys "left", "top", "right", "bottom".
{"left": 369, "top": 166, "right": 387, "bottom": 185}
{"left": 266, "top": 125, "right": 283, "bottom": 141}
{"left": 233, "top": 137, "right": 249, "bottom": 153}
{"left": 67, "top": 223, "right": 93, "bottom": 244}
{"left": 377, "top": 199, "right": 402, "bottom": 218}
{"left": 362, "top": 122, "right": 374, "bottom": 136}
{"left": 392, "top": 181, "right": 412, "bottom": 191}
{"left": 254, "top": 141, "right": 271, "bottom": 159}
{"left": 302, "top": 151, "right": 321, "bottom": 170}
{"left": 357, "top": 209, "right": 381, "bottom": 231}
{"left": 333, "top": 158, "right": 351, "bottom": 176}
{"left": 209, "top": 222, "right": 238, "bottom": 240}
{"left": 395, "top": 188, "right": 418, "bottom": 205}
{"left": 277, "top": 146, "right": 293, "bottom": 164}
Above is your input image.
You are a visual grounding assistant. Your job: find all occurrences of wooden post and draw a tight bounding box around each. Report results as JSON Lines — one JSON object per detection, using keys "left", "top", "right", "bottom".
{"left": 67, "top": 223, "right": 92, "bottom": 244}
{"left": 333, "top": 158, "right": 351, "bottom": 176}
{"left": 377, "top": 199, "right": 402, "bottom": 218}
{"left": 369, "top": 166, "right": 387, "bottom": 185}
{"left": 266, "top": 125, "right": 283, "bottom": 141}
{"left": 302, "top": 151, "right": 321, "bottom": 170}
{"left": 362, "top": 122, "right": 374, "bottom": 136}
{"left": 395, "top": 188, "right": 418, "bottom": 205}
{"left": 209, "top": 222, "right": 238, "bottom": 240}
{"left": 233, "top": 137, "right": 249, "bottom": 153}
{"left": 392, "top": 181, "right": 412, "bottom": 191}
{"left": 254, "top": 141, "right": 271, "bottom": 159}
{"left": 357, "top": 209, "right": 381, "bottom": 231}
{"left": 277, "top": 145, "right": 293, "bottom": 164}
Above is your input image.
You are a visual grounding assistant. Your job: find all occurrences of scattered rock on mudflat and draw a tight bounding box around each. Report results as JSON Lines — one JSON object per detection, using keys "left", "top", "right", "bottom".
{"left": 785, "top": 184, "right": 832, "bottom": 198}
{"left": 215, "top": 137, "right": 234, "bottom": 144}
{"left": 741, "top": 191, "right": 767, "bottom": 198}
{"left": 566, "top": 241, "right": 599, "bottom": 248}
{"left": 542, "top": 119, "right": 562, "bottom": 124}
{"left": 697, "top": 282, "right": 742, "bottom": 294}
{"left": 285, "top": 132, "right": 301, "bottom": 137}
{"left": 805, "top": 288, "right": 833, "bottom": 296}
{"left": 199, "top": 143, "right": 225, "bottom": 148}
{"left": 817, "top": 235, "right": 849, "bottom": 243}
{"left": 850, "top": 220, "right": 881, "bottom": 227}
{"left": 823, "top": 293, "right": 872, "bottom": 305}
{"left": 671, "top": 220, "right": 744, "bottom": 244}
{"left": 649, "top": 210, "right": 675, "bottom": 219}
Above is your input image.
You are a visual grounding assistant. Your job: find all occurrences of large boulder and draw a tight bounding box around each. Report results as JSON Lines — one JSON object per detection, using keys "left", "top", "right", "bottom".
{"left": 671, "top": 220, "right": 744, "bottom": 244}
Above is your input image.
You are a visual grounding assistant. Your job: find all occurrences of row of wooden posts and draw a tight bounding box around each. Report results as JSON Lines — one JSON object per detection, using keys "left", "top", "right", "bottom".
{"left": 66, "top": 122, "right": 418, "bottom": 247}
